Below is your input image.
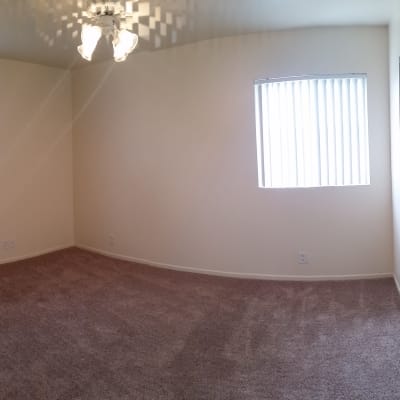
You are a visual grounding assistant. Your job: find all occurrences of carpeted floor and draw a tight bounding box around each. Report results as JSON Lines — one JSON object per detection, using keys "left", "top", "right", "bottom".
{"left": 0, "top": 248, "right": 400, "bottom": 399}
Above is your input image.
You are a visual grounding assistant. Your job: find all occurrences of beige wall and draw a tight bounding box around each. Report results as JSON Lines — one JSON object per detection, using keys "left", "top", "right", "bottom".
{"left": 0, "top": 59, "right": 74, "bottom": 262}
{"left": 72, "top": 27, "right": 393, "bottom": 278}
{"left": 389, "top": 8, "right": 400, "bottom": 286}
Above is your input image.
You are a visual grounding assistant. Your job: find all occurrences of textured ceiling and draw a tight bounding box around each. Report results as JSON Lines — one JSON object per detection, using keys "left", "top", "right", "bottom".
{"left": 1, "top": 0, "right": 399, "bottom": 69}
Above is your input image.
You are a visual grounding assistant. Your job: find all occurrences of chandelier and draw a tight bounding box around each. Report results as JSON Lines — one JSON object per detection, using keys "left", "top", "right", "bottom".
{"left": 29, "top": 0, "right": 193, "bottom": 63}
{"left": 78, "top": 2, "right": 139, "bottom": 62}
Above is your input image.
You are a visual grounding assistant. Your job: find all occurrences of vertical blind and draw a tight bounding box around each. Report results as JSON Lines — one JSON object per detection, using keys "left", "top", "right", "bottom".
{"left": 254, "top": 74, "right": 370, "bottom": 188}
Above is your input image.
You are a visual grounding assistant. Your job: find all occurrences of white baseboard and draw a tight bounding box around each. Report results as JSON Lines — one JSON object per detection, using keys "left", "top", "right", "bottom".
{"left": 393, "top": 273, "right": 400, "bottom": 295}
{"left": 77, "top": 244, "right": 393, "bottom": 282}
{"left": 0, "top": 244, "right": 74, "bottom": 265}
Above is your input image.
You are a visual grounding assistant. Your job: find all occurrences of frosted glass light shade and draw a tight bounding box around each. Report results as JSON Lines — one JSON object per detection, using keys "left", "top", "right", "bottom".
{"left": 77, "top": 24, "right": 102, "bottom": 61}
{"left": 113, "top": 29, "right": 139, "bottom": 62}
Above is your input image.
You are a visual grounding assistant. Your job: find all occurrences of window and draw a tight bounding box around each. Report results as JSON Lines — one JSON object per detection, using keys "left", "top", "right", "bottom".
{"left": 254, "top": 74, "right": 370, "bottom": 188}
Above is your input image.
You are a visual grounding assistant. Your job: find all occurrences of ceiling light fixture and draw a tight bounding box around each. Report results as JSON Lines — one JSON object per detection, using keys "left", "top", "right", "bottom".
{"left": 31, "top": 0, "right": 194, "bottom": 62}
{"left": 78, "top": 1, "right": 139, "bottom": 62}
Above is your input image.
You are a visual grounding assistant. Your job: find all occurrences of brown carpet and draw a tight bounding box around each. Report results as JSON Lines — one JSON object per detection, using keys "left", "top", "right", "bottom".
{"left": 0, "top": 248, "right": 400, "bottom": 399}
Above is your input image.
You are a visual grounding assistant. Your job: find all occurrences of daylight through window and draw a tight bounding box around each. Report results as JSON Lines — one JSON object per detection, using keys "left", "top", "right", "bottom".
{"left": 254, "top": 74, "right": 370, "bottom": 188}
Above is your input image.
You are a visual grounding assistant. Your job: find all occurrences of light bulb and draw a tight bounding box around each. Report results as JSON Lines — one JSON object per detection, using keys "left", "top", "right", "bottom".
{"left": 113, "top": 29, "right": 139, "bottom": 62}
{"left": 77, "top": 24, "right": 102, "bottom": 61}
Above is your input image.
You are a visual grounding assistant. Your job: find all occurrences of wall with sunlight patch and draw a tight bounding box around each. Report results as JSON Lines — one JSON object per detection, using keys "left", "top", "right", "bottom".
{"left": 389, "top": 7, "right": 400, "bottom": 288}
{"left": 72, "top": 26, "right": 392, "bottom": 279}
{"left": 0, "top": 59, "right": 74, "bottom": 262}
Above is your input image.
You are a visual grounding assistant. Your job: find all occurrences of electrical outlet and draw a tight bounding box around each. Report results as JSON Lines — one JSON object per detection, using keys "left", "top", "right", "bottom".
{"left": 298, "top": 251, "right": 308, "bottom": 264}
{"left": 107, "top": 235, "right": 115, "bottom": 248}
{"left": 6, "top": 240, "right": 15, "bottom": 250}
{"left": 0, "top": 240, "right": 16, "bottom": 252}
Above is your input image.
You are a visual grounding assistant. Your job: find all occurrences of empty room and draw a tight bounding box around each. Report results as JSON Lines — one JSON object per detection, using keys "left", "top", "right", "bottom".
{"left": 1, "top": 0, "right": 400, "bottom": 399}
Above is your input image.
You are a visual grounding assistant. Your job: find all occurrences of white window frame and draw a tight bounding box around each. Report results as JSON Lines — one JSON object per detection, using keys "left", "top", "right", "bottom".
{"left": 254, "top": 74, "right": 370, "bottom": 189}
